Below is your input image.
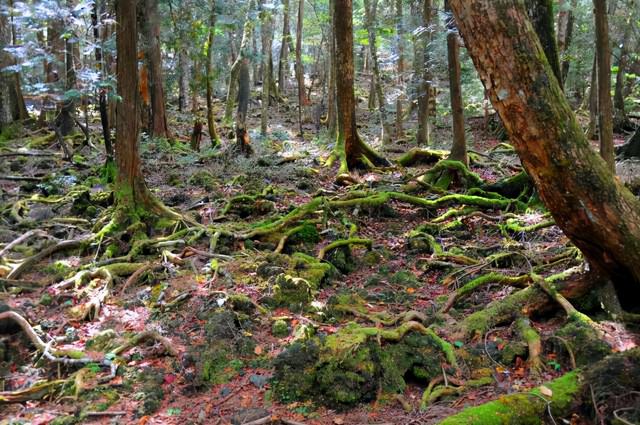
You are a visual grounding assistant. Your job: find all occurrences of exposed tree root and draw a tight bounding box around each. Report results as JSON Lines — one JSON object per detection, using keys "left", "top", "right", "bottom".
{"left": 109, "top": 329, "right": 179, "bottom": 357}
{"left": 397, "top": 148, "right": 447, "bottom": 167}
{"left": 0, "top": 379, "right": 71, "bottom": 403}
{"left": 421, "top": 375, "right": 494, "bottom": 409}
{"left": 515, "top": 317, "right": 544, "bottom": 376}
{"left": 317, "top": 238, "right": 372, "bottom": 260}
{"left": 441, "top": 272, "right": 532, "bottom": 313}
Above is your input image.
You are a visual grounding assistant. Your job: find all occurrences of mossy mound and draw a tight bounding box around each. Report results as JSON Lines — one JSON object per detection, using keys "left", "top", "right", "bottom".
{"left": 272, "top": 274, "right": 313, "bottom": 311}
{"left": 187, "top": 170, "right": 217, "bottom": 190}
{"left": 135, "top": 368, "right": 165, "bottom": 417}
{"left": 554, "top": 319, "right": 611, "bottom": 367}
{"left": 256, "top": 253, "right": 336, "bottom": 290}
{"left": 273, "top": 323, "right": 447, "bottom": 408}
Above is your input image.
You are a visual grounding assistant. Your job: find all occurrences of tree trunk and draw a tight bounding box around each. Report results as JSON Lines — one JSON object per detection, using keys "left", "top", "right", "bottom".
{"left": 363, "top": 0, "right": 392, "bottom": 144}
{"left": 260, "top": 0, "right": 273, "bottom": 136}
{"left": 556, "top": 0, "right": 578, "bottom": 84}
{"left": 331, "top": 0, "right": 389, "bottom": 176}
{"left": 415, "top": 0, "right": 432, "bottom": 145}
{"left": 178, "top": 50, "right": 189, "bottom": 112}
{"left": 0, "top": 7, "right": 24, "bottom": 129}
{"left": 295, "top": 0, "right": 305, "bottom": 137}
{"left": 613, "top": 22, "right": 632, "bottom": 131}
{"left": 278, "top": 0, "right": 291, "bottom": 93}
{"left": 224, "top": 0, "right": 256, "bottom": 124}
{"left": 587, "top": 55, "right": 598, "bottom": 139}
{"left": 236, "top": 59, "right": 252, "bottom": 156}
{"left": 115, "top": 0, "right": 176, "bottom": 219}
{"left": 326, "top": 0, "right": 337, "bottom": 140}
{"left": 395, "top": 0, "right": 404, "bottom": 83}
{"left": 593, "top": 0, "right": 614, "bottom": 172}
{"left": 92, "top": 0, "right": 113, "bottom": 165}
{"left": 445, "top": 0, "right": 467, "bottom": 165}
{"left": 206, "top": 0, "right": 221, "bottom": 147}
{"left": 143, "top": 0, "right": 170, "bottom": 139}
{"left": 524, "top": 0, "right": 562, "bottom": 87}
{"left": 449, "top": 0, "right": 640, "bottom": 308}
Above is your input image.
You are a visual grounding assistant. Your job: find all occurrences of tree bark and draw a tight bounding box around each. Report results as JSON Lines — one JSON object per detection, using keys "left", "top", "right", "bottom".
{"left": 326, "top": 0, "right": 337, "bottom": 140}
{"left": 295, "top": 0, "right": 305, "bottom": 137}
{"left": 115, "top": 0, "right": 177, "bottom": 219}
{"left": 445, "top": 0, "right": 467, "bottom": 165}
{"left": 143, "top": 0, "right": 170, "bottom": 139}
{"left": 331, "top": 0, "right": 389, "bottom": 176}
{"left": 613, "top": 21, "right": 632, "bottom": 131}
{"left": 236, "top": 59, "right": 252, "bottom": 156}
{"left": 395, "top": 0, "right": 405, "bottom": 82}
{"left": 206, "top": 0, "right": 221, "bottom": 147}
{"left": 415, "top": 0, "right": 432, "bottom": 146}
{"left": 278, "top": 0, "right": 291, "bottom": 93}
{"left": 449, "top": 0, "right": 640, "bottom": 307}
{"left": 363, "top": 0, "right": 392, "bottom": 145}
{"left": 593, "top": 0, "right": 614, "bottom": 172}
{"left": 556, "top": 0, "right": 578, "bottom": 84}
{"left": 0, "top": 6, "right": 23, "bottom": 129}
{"left": 92, "top": 0, "right": 113, "bottom": 164}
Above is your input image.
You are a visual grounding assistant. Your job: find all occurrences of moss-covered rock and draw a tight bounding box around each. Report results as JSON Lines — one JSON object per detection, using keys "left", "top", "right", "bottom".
{"left": 554, "top": 319, "right": 611, "bottom": 367}
{"left": 272, "top": 274, "right": 313, "bottom": 311}
{"left": 272, "top": 319, "right": 290, "bottom": 337}
{"left": 273, "top": 323, "right": 451, "bottom": 408}
{"left": 257, "top": 253, "right": 335, "bottom": 290}
{"left": 188, "top": 170, "right": 217, "bottom": 190}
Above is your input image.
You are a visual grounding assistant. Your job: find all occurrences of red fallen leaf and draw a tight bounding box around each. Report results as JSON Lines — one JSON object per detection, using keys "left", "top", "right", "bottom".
{"left": 164, "top": 374, "right": 176, "bottom": 384}
{"left": 139, "top": 416, "right": 150, "bottom": 425}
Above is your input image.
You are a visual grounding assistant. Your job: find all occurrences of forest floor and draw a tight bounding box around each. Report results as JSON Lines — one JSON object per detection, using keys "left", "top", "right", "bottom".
{"left": 1, "top": 85, "right": 639, "bottom": 425}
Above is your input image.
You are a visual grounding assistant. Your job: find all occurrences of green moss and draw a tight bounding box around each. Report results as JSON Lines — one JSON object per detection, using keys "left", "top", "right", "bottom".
{"left": 85, "top": 329, "right": 118, "bottom": 352}
{"left": 273, "top": 274, "right": 313, "bottom": 311}
{"left": 438, "top": 371, "right": 581, "bottom": 424}
{"left": 43, "top": 260, "right": 73, "bottom": 281}
{"left": 187, "top": 170, "right": 217, "bottom": 190}
{"left": 272, "top": 319, "right": 290, "bottom": 337}
{"left": 39, "top": 293, "right": 54, "bottom": 306}
{"left": 555, "top": 319, "right": 611, "bottom": 367}
{"left": 390, "top": 270, "right": 420, "bottom": 287}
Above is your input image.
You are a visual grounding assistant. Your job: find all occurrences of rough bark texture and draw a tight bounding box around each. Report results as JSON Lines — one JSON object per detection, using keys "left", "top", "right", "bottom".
{"left": 395, "top": 0, "right": 405, "bottom": 82}
{"left": 445, "top": 0, "right": 467, "bottom": 165}
{"left": 143, "top": 0, "right": 170, "bottom": 139}
{"left": 415, "top": 0, "right": 432, "bottom": 146}
{"left": 449, "top": 0, "right": 640, "bottom": 307}
{"left": 363, "top": 0, "right": 392, "bottom": 144}
{"left": 594, "top": 0, "right": 614, "bottom": 172}
{"left": 0, "top": 8, "right": 20, "bottom": 129}
{"left": 326, "top": 0, "right": 337, "bottom": 139}
{"left": 556, "top": 0, "right": 577, "bottom": 84}
{"left": 236, "top": 59, "right": 252, "bottom": 156}
{"left": 92, "top": 1, "right": 113, "bottom": 163}
{"left": 332, "top": 0, "right": 389, "bottom": 175}
{"left": 206, "top": 0, "right": 220, "bottom": 146}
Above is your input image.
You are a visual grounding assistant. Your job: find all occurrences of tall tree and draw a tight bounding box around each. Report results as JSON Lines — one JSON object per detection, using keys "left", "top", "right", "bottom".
{"left": 91, "top": 0, "right": 113, "bottom": 165}
{"left": 445, "top": 0, "right": 467, "bottom": 165}
{"left": 260, "top": 0, "right": 273, "bottom": 136}
{"left": 524, "top": 0, "right": 562, "bottom": 87}
{"left": 115, "top": 0, "right": 177, "bottom": 219}
{"left": 142, "top": 0, "right": 170, "bottom": 138}
{"left": 326, "top": 0, "right": 337, "bottom": 139}
{"left": 224, "top": 0, "right": 256, "bottom": 124}
{"left": 278, "top": 0, "right": 291, "bottom": 92}
{"left": 556, "top": 0, "right": 578, "bottom": 83}
{"left": 363, "top": 0, "right": 392, "bottom": 144}
{"left": 206, "top": 0, "right": 221, "bottom": 147}
{"left": 594, "top": 0, "right": 614, "bottom": 172}
{"left": 0, "top": 3, "right": 27, "bottom": 129}
{"left": 395, "top": 0, "right": 405, "bottom": 82}
{"left": 329, "top": 0, "right": 389, "bottom": 179}
{"left": 415, "top": 0, "right": 432, "bottom": 146}
{"left": 449, "top": 0, "right": 640, "bottom": 304}
{"left": 295, "top": 0, "right": 304, "bottom": 137}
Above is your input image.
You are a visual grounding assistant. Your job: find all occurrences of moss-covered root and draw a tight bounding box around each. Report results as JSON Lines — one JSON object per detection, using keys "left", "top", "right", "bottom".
{"left": 361, "top": 321, "right": 458, "bottom": 369}
{"left": 533, "top": 274, "right": 596, "bottom": 328}
{"left": 437, "top": 371, "right": 581, "bottom": 425}
{"left": 397, "top": 148, "right": 447, "bottom": 167}
{"left": 317, "top": 238, "right": 372, "bottom": 260}
{"left": 0, "top": 379, "right": 71, "bottom": 403}
{"left": 515, "top": 317, "right": 544, "bottom": 376}
{"left": 421, "top": 160, "right": 485, "bottom": 190}
{"left": 420, "top": 376, "right": 494, "bottom": 410}
{"left": 441, "top": 273, "right": 531, "bottom": 313}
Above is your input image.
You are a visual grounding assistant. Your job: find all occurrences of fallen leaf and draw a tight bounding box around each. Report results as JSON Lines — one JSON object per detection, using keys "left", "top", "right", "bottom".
{"left": 539, "top": 385, "right": 553, "bottom": 397}
{"left": 254, "top": 345, "right": 263, "bottom": 355}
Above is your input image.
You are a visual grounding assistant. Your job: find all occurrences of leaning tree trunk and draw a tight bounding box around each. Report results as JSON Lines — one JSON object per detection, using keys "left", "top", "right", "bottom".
{"left": 524, "top": 0, "right": 562, "bottom": 88}
{"left": 330, "top": 0, "right": 389, "bottom": 177}
{"left": 224, "top": 0, "right": 255, "bottom": 124}
{"left": 363, "top": 0, "right": 392, "bottom": 145}
{"left": 143, "top": 0, "right": 170, "bottom": 139}
{"left": 445, "top": 0, "right": 467, "bottom": 165}
{"left": 593, "top": 0, "right": 614, "bottom": 172}
{"left": 206, "top": 0, "right": 220, "bottom": 147}
{"left": 115, "top": 0, "right": 178, "bottom": 220}
{"left": 449, "top": 0, "right": 640, "bottom": 308}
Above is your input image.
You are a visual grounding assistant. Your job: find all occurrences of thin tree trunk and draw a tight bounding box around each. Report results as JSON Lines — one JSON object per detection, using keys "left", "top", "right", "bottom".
{"left": 613, "top": 22, "right": 632, "bottom": 131}
{"left": 445, "top": 0, "right": 467, "bottom": 165}
{"left": 327, "top": 0, "right": 337, "bottom": 140}
{"left": 206, "top": 0, "right": 220, "bottom": 146}
{"left": 395, "top": 0, "right": 405, "bottom": 82}
{"left": 525, "top": 0, "right": 562, "bottom": 87}
{"left": 416, "top": 0, "right": 432, "bottom": 145}
{"left": 363, "top": 0, "right": 392, "bottom": 144}
{"left": 92, "top": 0, "right": 113, "bottom": 164}
{"left": 556, "top": 0, "right": 578, "bottom": 84}
{"left": 594, "top": 0, "right": 614, "bottom": 172}
{"left": 295, "top": 0, "right": 305, "bottom": 137}
{"left": 449, "top": 0, "right": 640, "bottom": 302}
{"left": 260, "top": 0, "right": 273, "bottom": 136}
{"left": 224, "top": 0, "right": 256, "bottom": 124}
{"left": 278, "top": 0, "right": 291, "bottom": 93}
{"left": 143, "top": 0, "right": 170, "bottom": 139}
{"left": 587, "top": 55, "right": 598, "bottom": 139}
{"left": 0, "top": 5, "right": 26, "bottom": 129}
{"left": 236, "top": 59, "right": 252, "bottom": 156}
